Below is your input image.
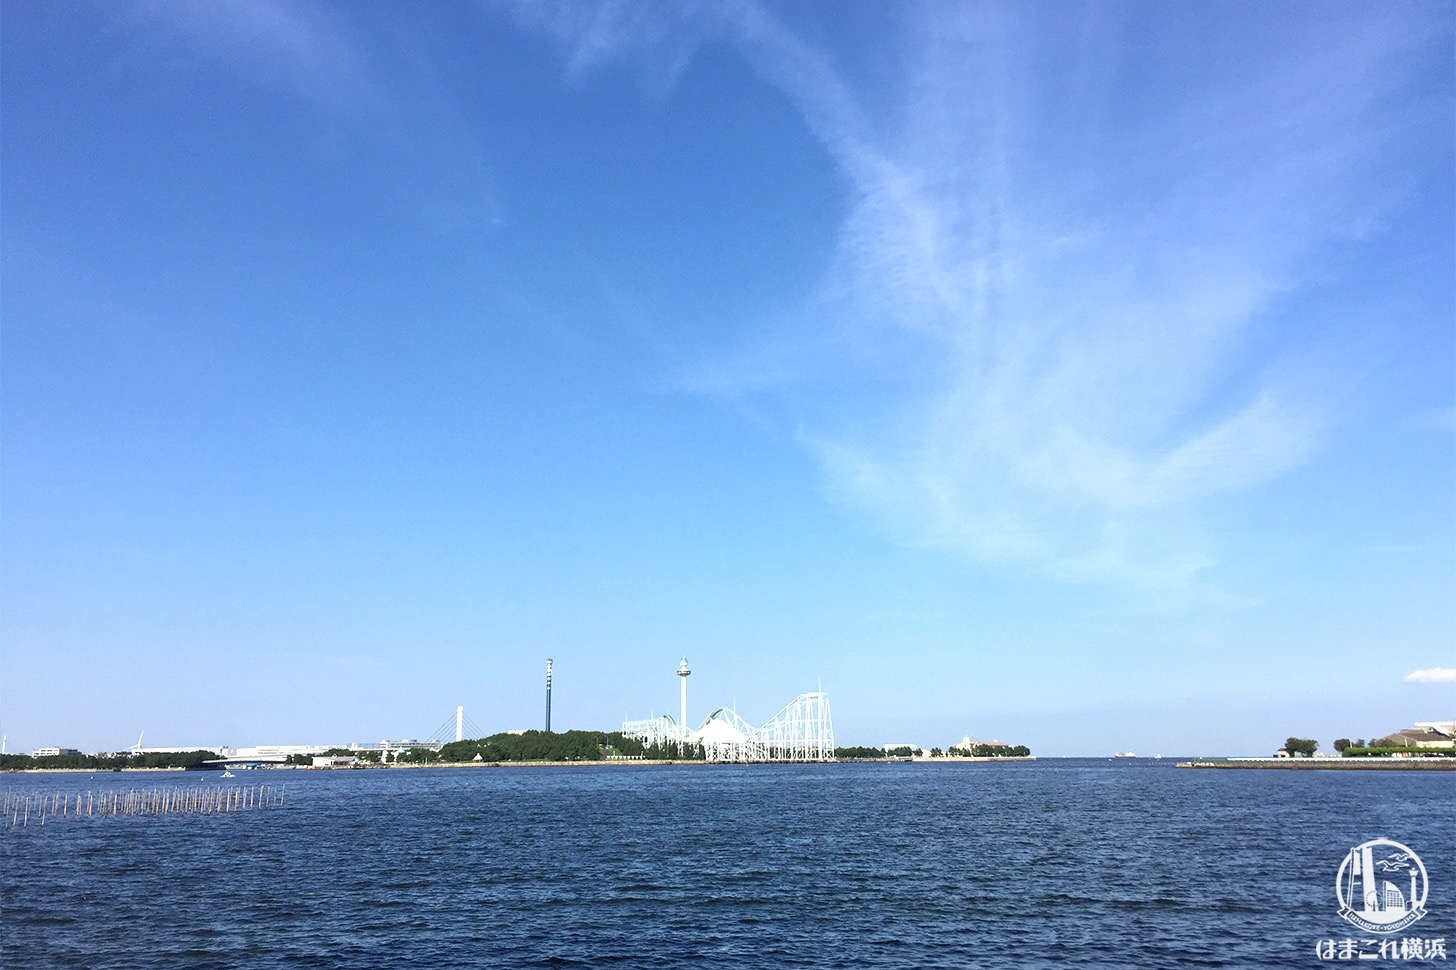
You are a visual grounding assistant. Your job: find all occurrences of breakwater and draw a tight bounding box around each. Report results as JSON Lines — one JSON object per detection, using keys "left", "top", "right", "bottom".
{"left": 2, "top": 784, "right": 285, "bottom": 829}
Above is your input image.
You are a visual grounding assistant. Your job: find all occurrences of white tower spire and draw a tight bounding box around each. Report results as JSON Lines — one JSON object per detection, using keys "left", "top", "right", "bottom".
{"left": 677, "top": 657, "right": 691, "bottom": 742}
{"left": 456, "top": 705, "right": 464, "bottom": 743}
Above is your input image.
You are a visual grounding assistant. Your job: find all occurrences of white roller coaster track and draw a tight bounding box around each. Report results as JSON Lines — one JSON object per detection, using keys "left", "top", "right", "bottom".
{"left": 624, "top": 692, "right": 835, "bottom": 763}
{"left": 619, "top": 714, "right": 678, "bottom": 748}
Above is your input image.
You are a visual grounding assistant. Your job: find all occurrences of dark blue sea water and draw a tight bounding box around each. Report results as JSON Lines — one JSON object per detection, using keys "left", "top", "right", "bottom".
{"left": 2, "top": 760, "right": 1452, "bottom": 968}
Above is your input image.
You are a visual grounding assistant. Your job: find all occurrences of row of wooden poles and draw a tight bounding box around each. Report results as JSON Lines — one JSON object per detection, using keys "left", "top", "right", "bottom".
{"left": 2, "top": 784, "right": 286, "bottom": 829}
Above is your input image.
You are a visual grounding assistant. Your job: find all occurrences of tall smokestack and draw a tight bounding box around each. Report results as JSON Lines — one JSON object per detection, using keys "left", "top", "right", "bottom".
{"left": 545, "top": 659, "right": 554, "bottom": 732}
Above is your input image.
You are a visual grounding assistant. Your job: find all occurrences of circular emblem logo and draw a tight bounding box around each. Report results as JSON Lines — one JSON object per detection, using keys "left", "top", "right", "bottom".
{"left": 1336, "top": 839, "right": 1429, "bottom": 934}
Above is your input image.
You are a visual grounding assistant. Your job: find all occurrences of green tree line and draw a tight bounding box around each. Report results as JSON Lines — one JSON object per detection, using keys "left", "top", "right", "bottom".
{"left": 0, "top": 750, "right": 218, "bottom": 771}
{"left": 435, "top": 730, "right": 705, "bottom": 763}
{"left": 283, "top": 748, "right": 385, "bottom": 765}
{"left": 947, "top": 744, "right": 1032, "bottom": 757}
{"left": 1339, "top": 745, "right": 1454, "bottom": 758}
{"left": 1283, "top": 737, "right": 1319, "bottom": 757}
{"left": 831, "top": 744, "right": 1035, "bottom": 759}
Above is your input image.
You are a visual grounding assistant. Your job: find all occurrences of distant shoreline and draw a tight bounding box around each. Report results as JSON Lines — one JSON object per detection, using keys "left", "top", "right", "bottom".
{"left": 23, "top": 754, "right": 1454, "bottom": 774}
{"left": 1177, "top": 758, "right": 1455, "bottom": 770}
{"left": 320, "top": 756, "right": 1041, "bottom": 769}
{"left": 908, "top": 756, "right": 1037, "bottom": 763}
{"left": 1, "top": 766, "right": 194, "bottom": 775}
{"left": 3, "top": 756, "right": 1045, "bottom": 774}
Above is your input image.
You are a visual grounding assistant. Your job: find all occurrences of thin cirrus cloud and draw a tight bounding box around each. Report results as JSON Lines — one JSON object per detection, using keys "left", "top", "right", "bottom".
{"left": 114, "top": 2, "right": 505, "bottom": 239}
{"left": 125, "top": 0, "right": 371, "bottom": 106}
{"left": 511, "top": 1, "right": 1435, "bottom": 588}
{"left": 751, "top": 5, "right": 1427, "bottom": 587}
{"left": 1404, "top": 668, "right": 1456, "bottom": 685}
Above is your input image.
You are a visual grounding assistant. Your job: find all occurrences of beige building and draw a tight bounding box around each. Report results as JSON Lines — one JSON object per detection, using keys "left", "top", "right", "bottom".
{"left": 1376, "top": 723, "right": 1455, "bottom": 749}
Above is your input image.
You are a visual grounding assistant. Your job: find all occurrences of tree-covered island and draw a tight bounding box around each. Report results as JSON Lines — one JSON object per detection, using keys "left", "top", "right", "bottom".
{"left": 282, "top": 731, "right": 709, "bottom": 765}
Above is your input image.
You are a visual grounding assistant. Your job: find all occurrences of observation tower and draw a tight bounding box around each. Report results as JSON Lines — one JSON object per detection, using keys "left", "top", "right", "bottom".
{"left": 677, "top": 657, "right": 691, "bottom": 741}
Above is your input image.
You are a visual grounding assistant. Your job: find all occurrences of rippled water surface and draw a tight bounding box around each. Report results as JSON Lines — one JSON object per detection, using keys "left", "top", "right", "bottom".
{"left": 3, "top": 761, "right": 1452, "bottom": 968}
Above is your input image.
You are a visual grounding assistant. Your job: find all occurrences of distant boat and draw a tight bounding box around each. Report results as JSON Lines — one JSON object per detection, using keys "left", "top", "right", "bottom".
{"left": 1114, "top": 752, "right": 1136, "bottom": 759}
{"left": 220, "top": 770, "right": 236, "bottom": 778}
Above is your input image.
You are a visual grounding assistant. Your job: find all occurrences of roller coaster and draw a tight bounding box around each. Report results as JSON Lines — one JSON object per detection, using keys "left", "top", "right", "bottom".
{"left": 623, "top": 691, "right": 835, "bottom": 763}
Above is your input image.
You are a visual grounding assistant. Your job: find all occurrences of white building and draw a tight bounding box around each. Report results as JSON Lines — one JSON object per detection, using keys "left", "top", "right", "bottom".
{"left": 131, "top": 746, "right": 225, "bottom": 756}
{"left": 883, "top": 743, "right": 923, "bottom": 755}
{"left": 226, "top": 744, "right": 335, "bottom": 759}
{"left": 377, "top": 738, "right": 442, "bottom": 753}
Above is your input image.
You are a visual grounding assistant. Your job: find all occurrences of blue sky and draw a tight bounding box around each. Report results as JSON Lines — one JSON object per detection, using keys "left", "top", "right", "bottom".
{"left": 2, "top": 1, "right": 1452, "bottom": 756}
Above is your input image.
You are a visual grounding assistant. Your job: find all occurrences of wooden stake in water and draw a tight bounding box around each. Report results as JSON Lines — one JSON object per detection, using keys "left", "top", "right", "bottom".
{"left": 2, "top": 782, "right": 289, "bottom": 829}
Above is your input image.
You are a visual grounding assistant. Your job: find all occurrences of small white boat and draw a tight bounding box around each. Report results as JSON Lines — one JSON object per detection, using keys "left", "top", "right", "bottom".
{"left": 220, "top": 770, "right": 236, "bottom": 778}
{"left": 1114, "top": 752, "right": 1136, "bottom": 759}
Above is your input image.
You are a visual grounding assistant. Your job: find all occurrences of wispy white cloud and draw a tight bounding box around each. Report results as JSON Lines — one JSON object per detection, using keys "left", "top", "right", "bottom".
{"left": 114, "top": 2, "right": 509, "bottom": 240}
{"left": 738, "top": 3, "right": 1438, "bottom": 586}
{"left": 127, "top": 0, "right": 370, "bottom": 105}
{"left": 494, "top": 0, "right": 709, "bottom": 98}
{"left": 1405, "top": 668, "right": 1456, "bottom": 684}
{"left": 504, "top": 1, "right": 1442, "bottom": 586}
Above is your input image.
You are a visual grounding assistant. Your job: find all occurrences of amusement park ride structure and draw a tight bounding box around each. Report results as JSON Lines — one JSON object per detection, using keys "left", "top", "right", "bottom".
{"left": 622, "top": 658, "right": 835, "bottom": 762}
